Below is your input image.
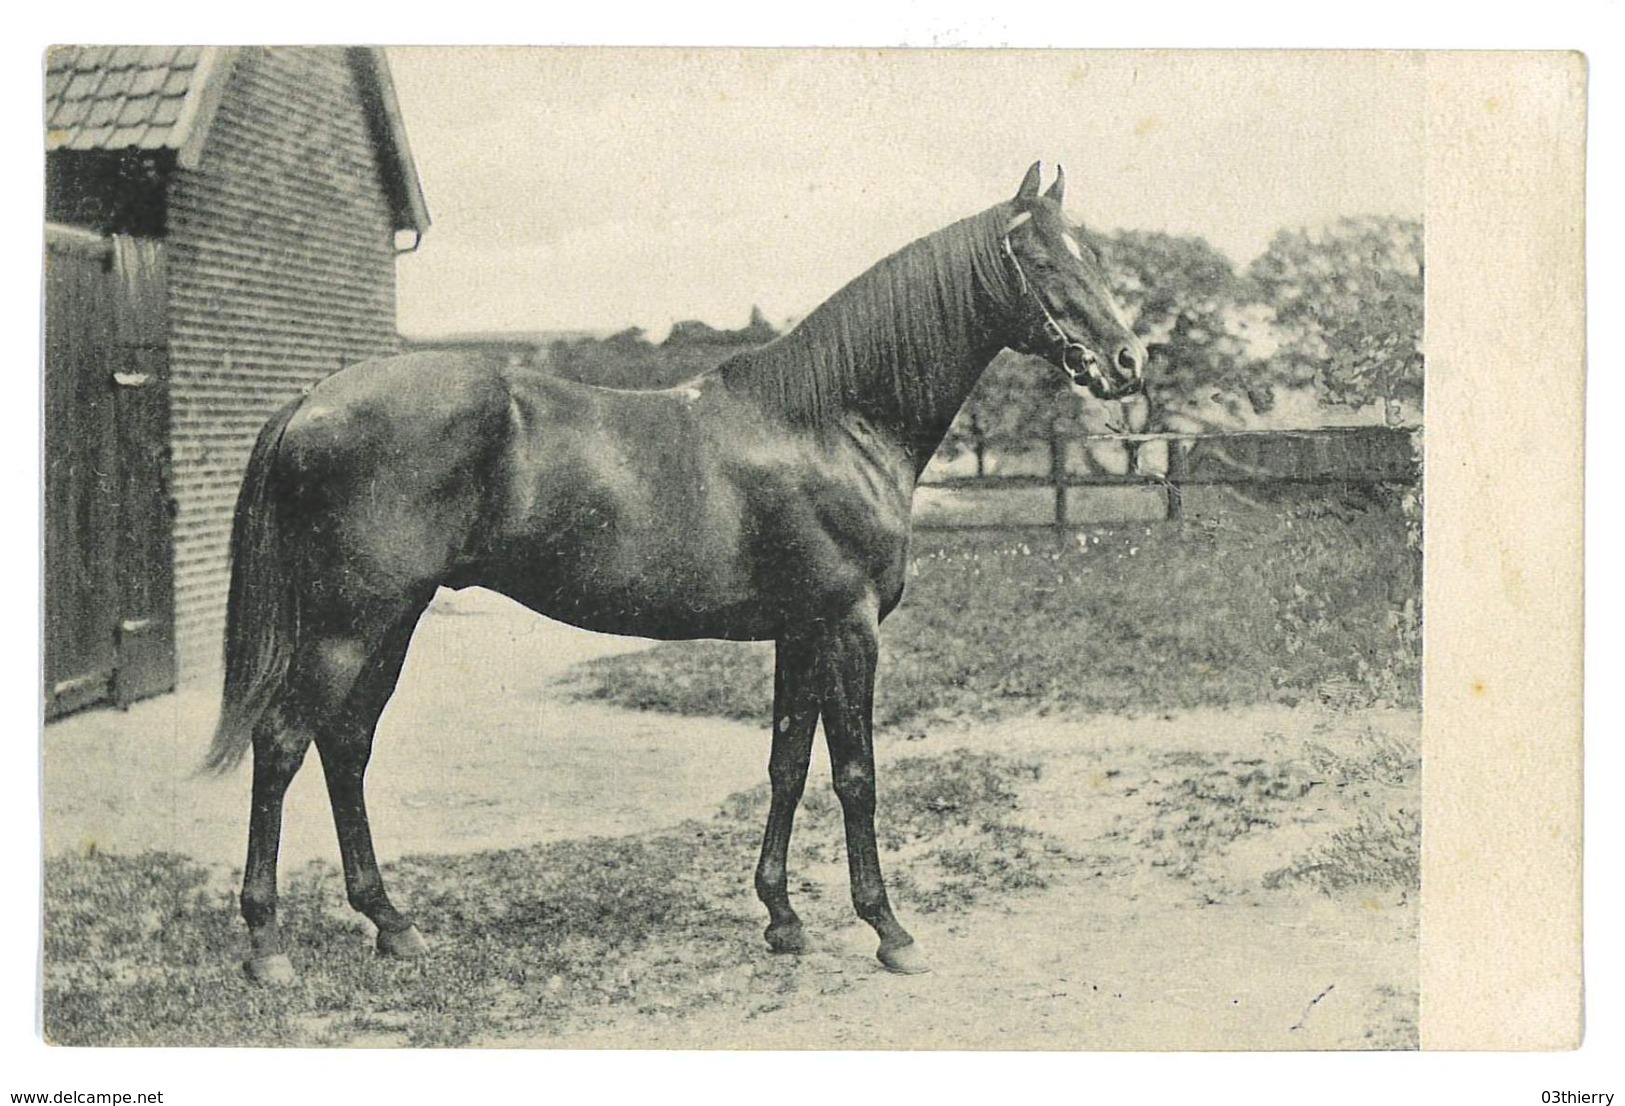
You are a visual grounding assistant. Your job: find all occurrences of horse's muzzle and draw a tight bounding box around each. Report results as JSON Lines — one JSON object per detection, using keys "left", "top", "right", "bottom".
{"left": 1064, "top": 343, "right": 1144, "bottom": 401}
{"left": 1063, "top": 348, "right": 1132, "bottom": 400}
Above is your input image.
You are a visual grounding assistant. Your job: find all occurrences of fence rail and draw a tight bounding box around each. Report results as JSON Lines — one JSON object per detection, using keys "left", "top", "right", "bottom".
{"left": 918, "top": 425, "right": 1420, "bottom": 528}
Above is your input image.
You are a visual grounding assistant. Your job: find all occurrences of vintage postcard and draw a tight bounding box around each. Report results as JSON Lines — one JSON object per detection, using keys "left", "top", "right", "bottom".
{"left": 34, "top": 47, "right": 1582, "bottom": 1057}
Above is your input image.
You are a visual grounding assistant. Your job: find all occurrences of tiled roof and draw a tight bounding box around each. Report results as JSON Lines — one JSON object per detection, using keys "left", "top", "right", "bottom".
{"left": 45, "top": 45, "right": 206, "bottom": 152}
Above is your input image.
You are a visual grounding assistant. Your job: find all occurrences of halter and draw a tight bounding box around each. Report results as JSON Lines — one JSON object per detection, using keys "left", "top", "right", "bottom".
{"left": 1000, "top": 233, "right": 1109, "bottom": 393}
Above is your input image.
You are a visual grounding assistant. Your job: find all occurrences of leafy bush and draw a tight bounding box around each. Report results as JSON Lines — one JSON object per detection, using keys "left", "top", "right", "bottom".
{"left": 1250, "top": 216, "right": 1424, "bottom": 419}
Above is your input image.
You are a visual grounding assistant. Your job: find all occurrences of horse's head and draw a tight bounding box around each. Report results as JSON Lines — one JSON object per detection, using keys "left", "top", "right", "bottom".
{"left": 1000, "top": 162, "right": 1148, "bottom": 401}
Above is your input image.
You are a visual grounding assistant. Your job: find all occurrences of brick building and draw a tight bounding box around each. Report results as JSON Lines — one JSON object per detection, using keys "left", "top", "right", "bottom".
{"left": 44, "top": 46, "right": 429, "bottom": 716}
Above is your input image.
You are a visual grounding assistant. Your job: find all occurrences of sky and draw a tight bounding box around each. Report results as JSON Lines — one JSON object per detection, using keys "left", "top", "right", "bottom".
{"left": 389, "top": 48, "right": 1424, "bottom": 339}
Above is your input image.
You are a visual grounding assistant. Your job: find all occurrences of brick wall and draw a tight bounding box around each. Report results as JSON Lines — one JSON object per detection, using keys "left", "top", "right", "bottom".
{"left": 165, "top": 46, "right": 400, "bottom": 679}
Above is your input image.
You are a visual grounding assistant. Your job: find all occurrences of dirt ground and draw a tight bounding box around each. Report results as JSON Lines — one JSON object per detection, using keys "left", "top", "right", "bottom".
{"left": 43, "top": 589, "right": 1418, "bottom": 1050}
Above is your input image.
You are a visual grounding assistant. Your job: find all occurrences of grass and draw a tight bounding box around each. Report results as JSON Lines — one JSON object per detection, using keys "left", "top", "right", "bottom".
{"left": 1123, "top": 714, "right": 1420, "bottom": 897}
{"left": 1137, "top": 752, "right": 1318, "bottom": 879}
{"left": 1265, "top": 717, "right": 1422, "bottom": 896}
{"left": 43, "top": 749, "right": 1060, "bottom": 1047}
{"left": 564, "top": 492, "right": 1422, "bottom": 729}
{"left": 1264, "top": 809, "right": 1421, "bottom": 895}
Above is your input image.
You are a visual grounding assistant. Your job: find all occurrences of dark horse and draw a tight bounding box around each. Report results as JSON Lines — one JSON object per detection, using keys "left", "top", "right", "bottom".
{"left": 207, "top": 164, "right": 1147, "bottom": 983}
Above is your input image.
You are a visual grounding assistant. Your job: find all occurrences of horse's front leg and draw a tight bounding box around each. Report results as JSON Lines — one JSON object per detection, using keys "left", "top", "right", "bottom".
{"left": 754, "top": 635, "right": 819, "bottom": 953}
{"left": 815, "top": 597, "right": 928, "bottom": 974}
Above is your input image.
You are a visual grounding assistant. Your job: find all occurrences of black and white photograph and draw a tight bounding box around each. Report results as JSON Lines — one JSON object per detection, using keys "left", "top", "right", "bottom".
{"left": 23, "top": 34, "right": 1592, "bottom": 1079}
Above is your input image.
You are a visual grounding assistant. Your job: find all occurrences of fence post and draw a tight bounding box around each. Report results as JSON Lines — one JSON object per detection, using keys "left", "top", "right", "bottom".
{"left": 1165, "top": 437, "right": 1186, "bottom": 521}
{"left": 1050, "top": 424, "right": 1069, "bottom": 534}
{"left": 969, "top": 411, "right": 987, "bottom": 478}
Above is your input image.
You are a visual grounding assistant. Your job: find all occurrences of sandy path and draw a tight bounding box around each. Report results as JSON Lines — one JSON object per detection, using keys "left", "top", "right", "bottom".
{"left": 531, "top": 895, "right": 1410, "bottom": 1050}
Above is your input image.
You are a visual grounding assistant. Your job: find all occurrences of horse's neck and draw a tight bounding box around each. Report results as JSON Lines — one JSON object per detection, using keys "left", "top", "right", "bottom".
{"left": 756, "top": 324, "right": 1002, "bottom": 478}
{"left": 892, "top": 341, "right": 1004, "bottom": 476}
{"left": 718, "top": 211, "right": 1014, "bottom": 478}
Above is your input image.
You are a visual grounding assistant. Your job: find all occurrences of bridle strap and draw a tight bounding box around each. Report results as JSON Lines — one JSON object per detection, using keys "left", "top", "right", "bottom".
{"left": 1000, "top": 234, "right": 1107, "bottom": 391}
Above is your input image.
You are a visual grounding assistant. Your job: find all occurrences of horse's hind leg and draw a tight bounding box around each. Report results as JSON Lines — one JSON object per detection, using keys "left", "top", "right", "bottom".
{"left": 755, "top": 635, "right": 819, "bottom": 954}
{"left": 239, "top": 599, "right": 427, "bottom": 981}
{"left": 309, "top": 603, "right": 429, "bottom": 957}
{"left": 240, "top": 707, "right": 314, "bottom": 984}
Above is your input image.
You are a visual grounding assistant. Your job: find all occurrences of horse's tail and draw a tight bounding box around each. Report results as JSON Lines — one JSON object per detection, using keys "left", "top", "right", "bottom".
{"left": 203, "top": 397, "right": 304, "bottom": 775}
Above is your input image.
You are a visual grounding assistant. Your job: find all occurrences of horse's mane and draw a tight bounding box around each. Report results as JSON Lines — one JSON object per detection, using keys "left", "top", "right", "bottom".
{"left": 716, "top": 204, "right": 1017, "bottom": 432}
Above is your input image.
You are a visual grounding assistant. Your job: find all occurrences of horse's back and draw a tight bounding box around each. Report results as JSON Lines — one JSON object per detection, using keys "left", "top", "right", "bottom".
{"left": 281, "top": 351, "right": 510, "bottom": 469}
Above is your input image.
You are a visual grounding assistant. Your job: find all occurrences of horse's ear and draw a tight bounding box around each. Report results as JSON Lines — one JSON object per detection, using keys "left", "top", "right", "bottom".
{"left": 1015, "top": 161, "right": 1042, "bottom": 202}
{"left": 1045, "top": 164, "right": 1066, "bottom": 204}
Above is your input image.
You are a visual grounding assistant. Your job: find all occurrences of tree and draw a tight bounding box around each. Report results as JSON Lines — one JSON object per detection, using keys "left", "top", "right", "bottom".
{"left": 550, "top": 310, "right": 782, "bottom": 390}
{"left": 662, "top": 305, "right": 780, "bottom": 349}
{"left": 1103, "top": 229, "right": 1268, "bottom": 430}
{"left": 1248, "top": 216, "right": 1423, "bottom": 423}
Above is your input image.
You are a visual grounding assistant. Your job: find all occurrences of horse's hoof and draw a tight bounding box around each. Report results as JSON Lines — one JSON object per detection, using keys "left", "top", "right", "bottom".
{"left": 877, "top": 941, "right": 930, "bottom": 975}
{"left": 377, "top": 924, "right": 429, "bottom": 959}
{"left": 764, "top": 923, "right": 809, "bottom": 955}
{"left": 243, "top": 953, "right": 297, "bottom": 985}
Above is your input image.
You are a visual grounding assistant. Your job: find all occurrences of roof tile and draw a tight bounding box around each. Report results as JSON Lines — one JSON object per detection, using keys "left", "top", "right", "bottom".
{"left": 75, "top": 124, "right": 114, "bottom": 148}
{"left": 64, "top": 70, "right": 102, "bottom": 100}
{"left": 107, "top": 124, "right": 149, "bottom": 148}
{"left": 128, "top": 66, "right": 164, "bottom": 96}
{"left": 116, "top": 94, "right": 155, "bottom": 125}
{"left": 98, "top": 67, "right": 133, "bottom": 97}
{"left": 45, "top": 44, "right": 206, "bottom": 153}
{"left": 48, "top": 97, "right": 87, "bottom": 128}
{"left": 84, "top": 97, "right": 118, "bottom": 128}
{"left": 149, "top": 96, "right": 182, "bottom": 127}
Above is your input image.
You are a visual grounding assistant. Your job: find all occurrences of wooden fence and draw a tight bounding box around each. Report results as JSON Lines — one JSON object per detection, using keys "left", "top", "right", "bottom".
{"left": 918, "top": 425, "right": 1421, "bottom": 529}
